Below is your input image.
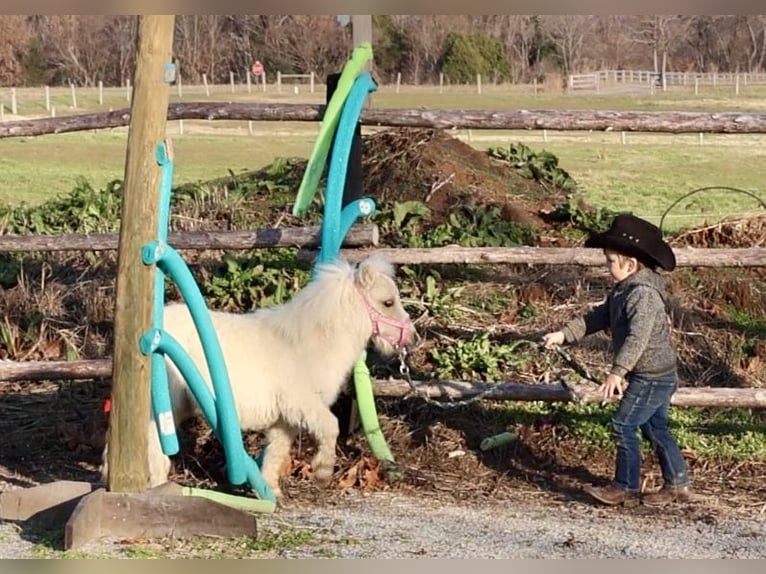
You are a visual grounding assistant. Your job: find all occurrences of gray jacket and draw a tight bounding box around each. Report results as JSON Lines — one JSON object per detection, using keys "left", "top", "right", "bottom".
{"left": 561, "top": 268, "right": 676, "bottom": 378}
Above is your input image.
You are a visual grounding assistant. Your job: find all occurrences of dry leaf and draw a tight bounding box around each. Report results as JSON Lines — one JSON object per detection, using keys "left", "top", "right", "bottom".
{"left": 338, "top": 461, "right": 361, "bottom": 489}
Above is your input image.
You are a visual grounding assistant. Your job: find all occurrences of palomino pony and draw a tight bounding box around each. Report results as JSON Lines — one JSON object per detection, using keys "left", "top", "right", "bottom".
{"left": 102, "top": 255, "right": 415, "bottom": 498}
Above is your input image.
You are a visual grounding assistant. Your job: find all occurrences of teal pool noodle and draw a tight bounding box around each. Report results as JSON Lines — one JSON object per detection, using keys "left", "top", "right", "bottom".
{"left": 148, "top": 142, "right": 178, "bottom": 455}
{"left": 151, "top": 353, "right": 179, "bottom": 454}
{"left": 155, "top": 246, "right": 246, "bottom": 486}
{"left": 153, "top": 317, "right": 274, "bottom": 500}
{"left": 318, "top": 71, "right": 377, "bottom": 265}
{"left": 293, "top": 43, "right": 373, "bottom": 217}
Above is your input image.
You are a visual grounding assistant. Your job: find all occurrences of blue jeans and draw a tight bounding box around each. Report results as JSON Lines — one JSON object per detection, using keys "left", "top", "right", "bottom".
{"left": 611, "top": 370, "right": 689, "bottom": 492}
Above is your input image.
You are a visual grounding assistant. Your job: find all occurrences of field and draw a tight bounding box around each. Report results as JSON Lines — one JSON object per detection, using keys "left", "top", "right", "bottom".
{"left": 2, "top": 83, "right": 766, "bottom": 229}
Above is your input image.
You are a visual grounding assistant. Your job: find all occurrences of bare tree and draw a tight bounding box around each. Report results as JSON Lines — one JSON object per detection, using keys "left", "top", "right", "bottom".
{"left": 542, "top": 15, "right": 595, "bottom": 75}
{"left": 38, "top": 15, "right": 120, "bottom": 86}
{"left": 744, "top": 15, "right": 766, "bottom": 72}
{"left": 276, "top": 15, "right": 350, "bottom": 77}
{"left": 487, "top": 15, "right": 541, "bottom": 82}
{"left": 3, "top": 14, "right": 765, "bottom": 90}
{"left": 0, "top": 16, "right": 32, "bottom": 86}
{"left": 401, "top": 15, "right": 469, "bottom": 83}
{"left": 105, "top": 16, "right": 137, "bottom": 85}
{"left": 587, "top": 15, "right": 636, "bottom": 70}
{"left": 630, "top": 15, "right": 688, "bottom": 87}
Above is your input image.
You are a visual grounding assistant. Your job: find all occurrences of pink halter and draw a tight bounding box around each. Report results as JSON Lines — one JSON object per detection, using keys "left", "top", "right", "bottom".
{"left": 357, "top": 290, "right": 414, "bottom": 349}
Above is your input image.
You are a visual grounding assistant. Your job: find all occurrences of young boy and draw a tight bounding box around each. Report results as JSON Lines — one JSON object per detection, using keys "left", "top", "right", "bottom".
{"left": 543, "top": 213, "right": 691, "bottom": 507}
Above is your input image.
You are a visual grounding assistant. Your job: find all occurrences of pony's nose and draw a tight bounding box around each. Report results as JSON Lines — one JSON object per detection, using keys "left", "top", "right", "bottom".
{"left": 402, "top": 320, "right": 418, "bottom": 348}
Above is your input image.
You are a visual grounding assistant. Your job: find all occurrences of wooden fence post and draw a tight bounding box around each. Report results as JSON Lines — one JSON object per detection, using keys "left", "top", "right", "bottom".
{"left": 108, "top": 14, "right": 175, "bottom": 494}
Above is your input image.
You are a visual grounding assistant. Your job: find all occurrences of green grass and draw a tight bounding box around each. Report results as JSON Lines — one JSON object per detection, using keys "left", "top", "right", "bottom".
{"left": 469, "top": 133, "right": 766, "bottom": 231}
{"left": 495, "top": 401, "right": 766, "bottom": 461}
{"left": 0, "top": 132, "right": 315, "bottom": 205}
{"left": 23, "top": 523, "right": 318, "bottom": 558}
{"left": 2, "top": 84, "right": 766, "bottom": 230}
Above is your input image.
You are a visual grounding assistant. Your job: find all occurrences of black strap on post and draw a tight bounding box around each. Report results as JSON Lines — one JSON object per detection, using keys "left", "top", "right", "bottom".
{"left": 326, "top": 72, "right": 366, "bottom": 438}
{"left": 326, "top": 72, "right": 364, "bottom": 208}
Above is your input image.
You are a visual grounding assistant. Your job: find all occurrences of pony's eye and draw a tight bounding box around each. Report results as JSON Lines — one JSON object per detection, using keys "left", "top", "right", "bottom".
{"left": 383, "top": 299, "right": 394, "bottom": 308}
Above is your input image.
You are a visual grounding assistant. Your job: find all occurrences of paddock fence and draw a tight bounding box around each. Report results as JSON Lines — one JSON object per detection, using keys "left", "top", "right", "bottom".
{"left": 567, "top": 70, "right": 766, "bottom": 94}
{"left": 0, "top": 104, "right": 764, "bottom": 407}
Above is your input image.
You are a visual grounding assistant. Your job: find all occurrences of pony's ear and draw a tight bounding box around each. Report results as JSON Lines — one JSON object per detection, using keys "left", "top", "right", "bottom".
{"left": 355, "top": 255, "right": 394, "bottom": 288}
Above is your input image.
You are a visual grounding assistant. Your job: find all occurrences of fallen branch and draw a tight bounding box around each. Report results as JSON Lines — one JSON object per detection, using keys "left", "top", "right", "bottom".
{"left": 2, "top": 360, "right": 765, "bottom": 408}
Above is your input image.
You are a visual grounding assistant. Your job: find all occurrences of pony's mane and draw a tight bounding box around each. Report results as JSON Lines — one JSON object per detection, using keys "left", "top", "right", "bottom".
{"left": 254, "top": 257, "right": 386, "bottom": 343}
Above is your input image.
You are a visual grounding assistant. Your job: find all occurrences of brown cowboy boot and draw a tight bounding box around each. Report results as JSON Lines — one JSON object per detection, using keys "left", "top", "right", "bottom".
{"left": 583, "top": 484, "right": 639, "bottom": 507}
{"left": 642, "top": 485, "right": 692, "bottom": 506}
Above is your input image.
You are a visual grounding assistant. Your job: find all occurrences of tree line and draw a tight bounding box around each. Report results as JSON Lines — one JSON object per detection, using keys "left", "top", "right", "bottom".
{"left": 1, "top": 15, "right": 765, "bottom": 88}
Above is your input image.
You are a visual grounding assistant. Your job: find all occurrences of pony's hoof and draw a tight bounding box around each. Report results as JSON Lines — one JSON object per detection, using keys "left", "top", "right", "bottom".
{"left": 313, "top": 466, "right": 334, "bottom": 487}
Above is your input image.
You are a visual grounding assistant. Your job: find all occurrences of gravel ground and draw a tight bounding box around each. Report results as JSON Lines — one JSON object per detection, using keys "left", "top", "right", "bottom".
{"left": 271, "top": 492, "right": 766, "bottom": 559}
{"left": 2, "top": 487, "right": 765, "bottom": 559}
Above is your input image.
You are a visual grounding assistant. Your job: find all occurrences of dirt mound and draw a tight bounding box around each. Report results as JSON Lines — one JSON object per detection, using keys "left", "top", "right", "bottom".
{"left": 362, "top": 127, "right": 568, "bottom": 231}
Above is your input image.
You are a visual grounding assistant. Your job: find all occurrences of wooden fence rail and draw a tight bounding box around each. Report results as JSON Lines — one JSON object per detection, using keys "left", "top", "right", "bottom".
{"left": 4, "top": 103, "right": 766, "bottom": 138}
{"left": 1, "top": 233, "right": 762, "bottom": 266}
{"left": 1, "top": 359, "right": 764, "bottom": 408}
{"left": 0, "top": 224, "right": 378, "bottom": 253}
{"left": 308, "top": 246, "right": 766, "bottom": 268}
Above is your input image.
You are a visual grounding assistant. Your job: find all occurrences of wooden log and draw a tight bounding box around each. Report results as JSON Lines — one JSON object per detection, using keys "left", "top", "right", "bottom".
{"left": 5, "top": 103, "right": 766, "bottom": 138}
{"left": 0, "top": 359, "right": 112, "bottom": 381}
{"left": 2, "top": 359, "right": 765, "bottom": 409}
{"left": 299, "top": 246, "right": 766, "bottom": 268}
{"left": 109, "top": 15, "right": 174, "bottom": 493}
{"left": 374, "top": 379, "right": 766, "bottom": 408}
{"left": 0, "top": 224, "right": 379, "bottom": 253}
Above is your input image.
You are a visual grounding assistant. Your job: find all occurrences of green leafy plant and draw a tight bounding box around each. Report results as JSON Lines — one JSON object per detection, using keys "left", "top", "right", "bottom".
{"left": 488, "top": 142, "right": 577, "bottom": 192}
{"left": 202, "top": 249, "right": 309, "bottom": 311}
{"left": 398, "top": 266, "right": 466, "bottom": 321}
{"left": 375, "top": 201, "right": 536, "bottom": 249}
{"left": 422, "top": 207, "right": 536, "bottom": 248}
{"left": 430, "top": 333, "right": 532, "bottom": 381}
{"left": 551, "top": 196, "right": 620, "bottom": 234}
{"left": 0, "top": 177, "right": 123, "bottom": 235}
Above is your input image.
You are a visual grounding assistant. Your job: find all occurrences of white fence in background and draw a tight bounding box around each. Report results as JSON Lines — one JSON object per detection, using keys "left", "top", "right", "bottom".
{"left": 568, "top": 69, "right": 766, "bottom": 94}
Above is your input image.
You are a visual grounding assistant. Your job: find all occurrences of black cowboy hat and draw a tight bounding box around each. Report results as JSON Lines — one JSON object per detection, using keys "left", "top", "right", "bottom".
{"left": 584, "top": 213, "right": 676, "bottom": 271}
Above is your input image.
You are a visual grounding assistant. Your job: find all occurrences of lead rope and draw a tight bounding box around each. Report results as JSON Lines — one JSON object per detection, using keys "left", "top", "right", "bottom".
{"left": 396, "top": 340, "right": 602, "bottom": 410}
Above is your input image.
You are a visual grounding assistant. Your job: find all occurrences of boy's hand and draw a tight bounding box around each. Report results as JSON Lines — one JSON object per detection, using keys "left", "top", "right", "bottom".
{"left": 542, "top": 331, "right": 566, "bottom": 349}
{"left": 599, "top": 373, "right": 624, "bottom": 403}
